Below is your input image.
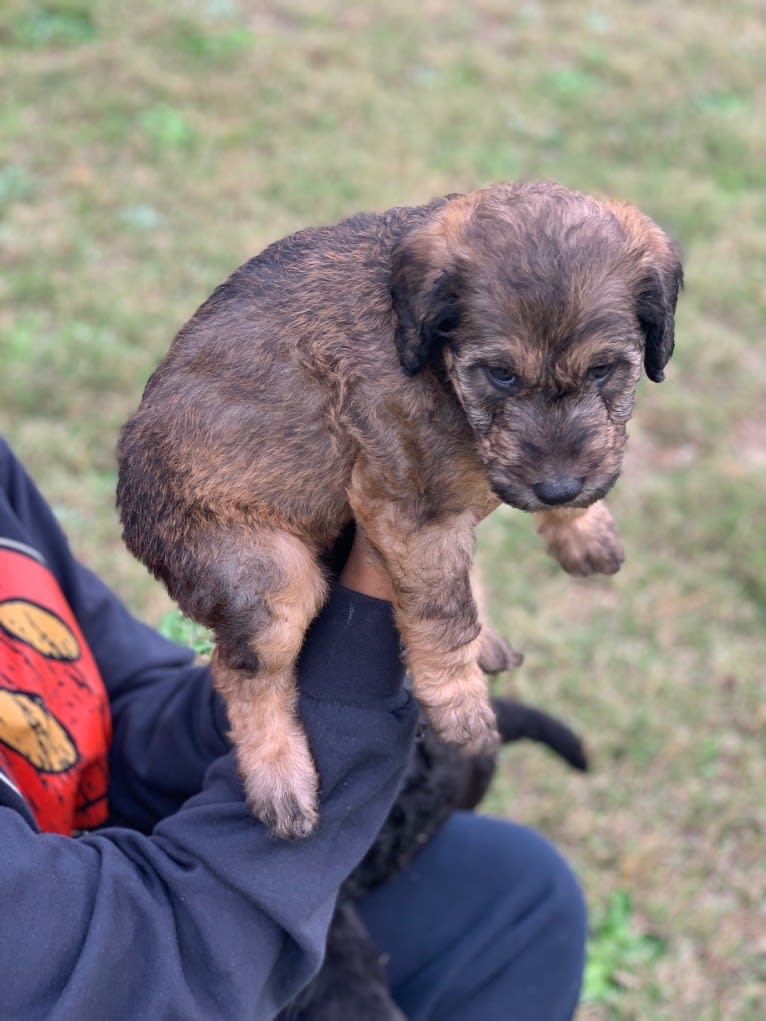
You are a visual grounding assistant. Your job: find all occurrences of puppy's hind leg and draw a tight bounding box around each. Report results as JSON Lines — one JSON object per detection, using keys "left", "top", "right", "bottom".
{"left": 471, "top": 565, "right": 524, "bottom": 675}
{"left": 192, "top": 525, "right": 328, "bottom": 840}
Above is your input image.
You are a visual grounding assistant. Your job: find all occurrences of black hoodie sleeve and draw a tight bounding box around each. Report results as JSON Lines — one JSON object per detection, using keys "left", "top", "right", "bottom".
{"left": 0, "top": 437, "right": 417, "bottom": 1020}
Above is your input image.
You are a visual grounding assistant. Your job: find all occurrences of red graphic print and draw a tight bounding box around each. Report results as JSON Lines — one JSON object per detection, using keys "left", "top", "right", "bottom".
{"left": 0, "top": 546, "right": 111, "bottom": 833}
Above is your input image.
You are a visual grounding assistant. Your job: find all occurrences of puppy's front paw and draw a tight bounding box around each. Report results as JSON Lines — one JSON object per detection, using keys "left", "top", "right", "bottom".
{"left": 536, "top": 501, "right": 625, "bottom": 577}
{"left": 478, "top": 626, "right": 524, "bottom": 675}
{"left": 424, "top": 681, "right": 500, "bottom": 756}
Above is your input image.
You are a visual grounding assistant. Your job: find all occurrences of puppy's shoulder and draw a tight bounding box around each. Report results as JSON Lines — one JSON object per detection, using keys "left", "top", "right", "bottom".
{"left": 176, "top": 195, "right": 459, "bottom": 342}
{"left": 253, "top": 195, "right": 456, "bottom": 265}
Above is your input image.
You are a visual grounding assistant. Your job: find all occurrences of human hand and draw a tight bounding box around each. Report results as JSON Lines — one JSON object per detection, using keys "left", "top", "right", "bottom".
{"left": 338, "top": 525, "right": 395, "bottom": 602}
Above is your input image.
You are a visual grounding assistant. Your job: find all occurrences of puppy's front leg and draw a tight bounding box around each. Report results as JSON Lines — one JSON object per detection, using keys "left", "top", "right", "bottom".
{"left": 535, "top": 500, "right": 625, "bottom": 576}
{"left": 349, "top": 495, "right": 498, "bottom": 756}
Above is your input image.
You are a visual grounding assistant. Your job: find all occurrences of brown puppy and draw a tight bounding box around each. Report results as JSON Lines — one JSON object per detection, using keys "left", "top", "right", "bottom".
{"left": 117, "top": 181, "right": 682, "bottom": 839}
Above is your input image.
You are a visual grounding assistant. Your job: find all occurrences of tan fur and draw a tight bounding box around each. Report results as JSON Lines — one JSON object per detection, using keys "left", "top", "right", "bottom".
{"left": 535, "top": 502, "right": 625, "bottom": 576}
{"left": 117, "top": 181, "right": 682, "bottom": 838}
{"left": 213, "top": 651, "right": 320, "bottom": 838}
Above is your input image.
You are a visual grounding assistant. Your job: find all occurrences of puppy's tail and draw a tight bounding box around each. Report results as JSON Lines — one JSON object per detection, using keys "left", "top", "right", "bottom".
{"left": 491, "top": 696, "right": 588, "bottom": 772}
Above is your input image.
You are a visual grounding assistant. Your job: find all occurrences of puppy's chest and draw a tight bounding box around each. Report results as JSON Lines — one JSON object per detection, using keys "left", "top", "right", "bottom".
{"left": 345, "top": 390, "right": 493, "bottom": 514}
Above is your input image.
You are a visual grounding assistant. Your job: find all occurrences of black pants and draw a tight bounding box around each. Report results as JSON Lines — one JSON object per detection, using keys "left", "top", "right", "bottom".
{"left": 358, "top": 813, "right": 587, "bottom": 1020}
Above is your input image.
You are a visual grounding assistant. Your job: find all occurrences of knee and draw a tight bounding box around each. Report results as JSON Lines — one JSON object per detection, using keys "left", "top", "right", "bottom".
{"left": 513, "top": 821, "right": 587, "bottom": 937}
{"left": 359, "top": 812, "right": 587, "bottom": 1021}
{"left": 529, "top": 828, "right": 588, "bottom": 986}
{"left": 474, "top": 816, "right": 588, "bottom": 1015}
{"left": 446, "top": 813, "right": 588, "bottom": 1012}
{"left": 474, "top": 813, "right": 585, "bottom": 934}
{"left": 442, "top": 812, "right": 585, "bottom": 915}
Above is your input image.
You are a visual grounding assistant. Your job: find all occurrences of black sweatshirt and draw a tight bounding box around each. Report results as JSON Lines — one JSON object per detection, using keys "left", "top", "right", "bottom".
{"left": 0, "top": 436, "right": 417, "bottom": 1020}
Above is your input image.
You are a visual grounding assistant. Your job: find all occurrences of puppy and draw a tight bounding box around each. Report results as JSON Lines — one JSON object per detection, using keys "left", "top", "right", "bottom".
{"left": 117, "top": 181, "right": 682, "bottom": 839}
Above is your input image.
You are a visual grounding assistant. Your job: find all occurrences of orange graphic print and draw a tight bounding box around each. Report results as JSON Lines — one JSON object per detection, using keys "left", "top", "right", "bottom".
{"left": 0, "top": 545, "right": 111, "bottom": 833}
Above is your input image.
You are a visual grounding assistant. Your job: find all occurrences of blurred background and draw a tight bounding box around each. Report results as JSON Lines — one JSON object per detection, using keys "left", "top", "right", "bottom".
{"left": 1, "top": 2, "right": 764, "bottom": 1017}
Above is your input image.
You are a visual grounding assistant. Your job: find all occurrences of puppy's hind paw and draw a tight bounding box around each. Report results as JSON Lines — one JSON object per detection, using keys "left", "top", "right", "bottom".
{"left": 254, "top": 789, "right": 319, "bottom": 842}
{"left": 478, "top": 626, "right": 524, "bottom": 675}
{"left": 237, "top": 731, "right": 320, "bottom": 841}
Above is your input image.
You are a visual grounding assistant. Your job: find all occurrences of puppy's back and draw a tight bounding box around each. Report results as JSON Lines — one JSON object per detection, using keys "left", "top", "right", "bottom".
{"left": 116, "top": 199, "right": 445, "bottom": 581}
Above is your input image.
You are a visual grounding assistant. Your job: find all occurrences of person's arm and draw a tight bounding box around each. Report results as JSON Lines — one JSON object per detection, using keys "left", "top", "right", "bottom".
{"left": 1, "top": 438, "right": 401, "bottom": 833}
{"left": 0, "top": 436, "right": 231, "bottom": 828}
{"left": 2, "top": 589, "right": 415, "bottom": 1021}
{"left": 0, "top": 438, "right": 417, "bottom": 1020}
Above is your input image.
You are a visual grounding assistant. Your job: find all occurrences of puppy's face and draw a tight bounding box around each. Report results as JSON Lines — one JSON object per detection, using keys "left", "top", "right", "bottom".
{"left": 392, "top": 182, "right": 683, "bottom": 512}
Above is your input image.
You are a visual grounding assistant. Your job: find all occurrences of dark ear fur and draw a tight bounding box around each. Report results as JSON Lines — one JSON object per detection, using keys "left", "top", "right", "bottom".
{"left": 637, "top": 255, "right": 683, "bottom": 382}
{"left": 390, "top": 251, "right": 461, "bottom": 377}
{"left": 604, "top": 199, "right": 684, "bottom": 384}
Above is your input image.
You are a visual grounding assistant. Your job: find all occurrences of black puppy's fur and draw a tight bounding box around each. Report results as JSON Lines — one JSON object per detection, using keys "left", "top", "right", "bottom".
{"left": 279, "top": 697, "right": 587, "bottom": 1021}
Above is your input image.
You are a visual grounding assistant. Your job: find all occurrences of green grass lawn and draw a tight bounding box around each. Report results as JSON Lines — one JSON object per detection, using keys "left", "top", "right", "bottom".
{"left": 2, "top": 2, "right": 765, "bottom": 1017}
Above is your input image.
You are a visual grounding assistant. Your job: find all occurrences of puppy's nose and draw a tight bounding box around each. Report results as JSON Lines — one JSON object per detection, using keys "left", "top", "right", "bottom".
{"left": 533, "top": 475, "right": 584, "bottom": 506}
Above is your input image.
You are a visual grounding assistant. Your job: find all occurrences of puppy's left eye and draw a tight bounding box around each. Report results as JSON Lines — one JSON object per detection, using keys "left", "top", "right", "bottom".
{"left": 587, "top": 364, "right": 614, "bottom": 383}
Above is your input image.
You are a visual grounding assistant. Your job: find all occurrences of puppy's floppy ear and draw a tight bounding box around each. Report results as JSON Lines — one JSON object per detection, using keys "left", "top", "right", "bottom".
{"left": 606, "top": 201, "right": 684, "bottom": 383}
{"left": 635, "top": 263, "right": 683, "bottom": 383}
{"left": 390, "top": 263, "right": 460, "bottom": 376}
{"left": 390, "top": 200, "right": 470, "bottom": 376}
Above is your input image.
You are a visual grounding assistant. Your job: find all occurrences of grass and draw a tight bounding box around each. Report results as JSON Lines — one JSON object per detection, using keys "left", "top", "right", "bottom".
{"left": 582, "top": 889, "right": 667, "bottom": 1013}
{"left": 1, "top": 1, "right": 765, "bottom": 1017}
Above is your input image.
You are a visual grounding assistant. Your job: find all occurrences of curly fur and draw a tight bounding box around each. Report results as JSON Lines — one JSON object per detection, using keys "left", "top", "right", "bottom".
{"left": 117, "top": 181, "right": 680, "bottom": 838}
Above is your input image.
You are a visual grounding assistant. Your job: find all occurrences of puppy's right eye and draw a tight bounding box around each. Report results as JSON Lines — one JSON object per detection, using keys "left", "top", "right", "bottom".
{"left": 486, "top": 365, "right": 519, "bottom": 390}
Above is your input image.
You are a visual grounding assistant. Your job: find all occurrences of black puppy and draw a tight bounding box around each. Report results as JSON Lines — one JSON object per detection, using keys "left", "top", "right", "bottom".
{"left": 280, "top": 697, "right": 587, "bottom": 1021}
